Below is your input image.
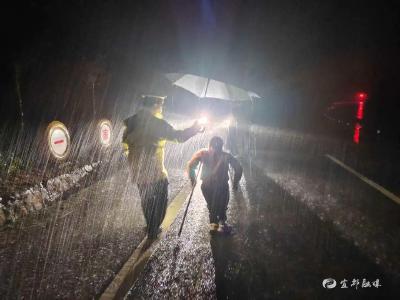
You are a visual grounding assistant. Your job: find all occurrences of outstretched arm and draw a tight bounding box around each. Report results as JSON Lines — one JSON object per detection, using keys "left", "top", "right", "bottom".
{"left": 162, "top": 120, "right": 202, "bottom": 143}
{"left": 187, "top": 150, "right": 205, "bottom": 186}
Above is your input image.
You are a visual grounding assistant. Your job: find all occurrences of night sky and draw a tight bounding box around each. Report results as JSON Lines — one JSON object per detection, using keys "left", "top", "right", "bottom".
{"left": 1, "top": 0, "right": 400, "bottom": 134}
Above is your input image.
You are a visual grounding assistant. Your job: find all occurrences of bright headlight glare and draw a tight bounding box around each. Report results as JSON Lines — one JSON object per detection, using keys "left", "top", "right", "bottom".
{"left": 198, "top": 116, "right": 208, "bottom": 125}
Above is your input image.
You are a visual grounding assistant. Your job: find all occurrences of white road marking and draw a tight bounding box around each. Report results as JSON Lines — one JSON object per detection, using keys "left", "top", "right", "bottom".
{"left": 325, "top": 154, "right": 400, "bottom": 205}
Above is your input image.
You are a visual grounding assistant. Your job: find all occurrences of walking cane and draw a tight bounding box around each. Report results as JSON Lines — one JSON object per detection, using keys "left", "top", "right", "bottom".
{"left": 178, "top": 162, "right": 203, "bottom": 237}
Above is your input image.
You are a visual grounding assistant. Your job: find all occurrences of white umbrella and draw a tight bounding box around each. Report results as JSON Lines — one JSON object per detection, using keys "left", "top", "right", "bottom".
{"left": 165, "top": 73, "right": 260, "bottom": 101}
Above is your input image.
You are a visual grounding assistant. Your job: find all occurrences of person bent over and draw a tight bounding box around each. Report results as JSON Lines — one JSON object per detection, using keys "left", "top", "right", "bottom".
{"left": 187, "top": 136, "right": 243, "bottom": 234}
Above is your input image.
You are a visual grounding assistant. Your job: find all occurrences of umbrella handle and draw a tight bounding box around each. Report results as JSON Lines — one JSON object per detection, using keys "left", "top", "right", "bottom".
{"left": 199, "top": 78, "right": 211, "bottom": 99}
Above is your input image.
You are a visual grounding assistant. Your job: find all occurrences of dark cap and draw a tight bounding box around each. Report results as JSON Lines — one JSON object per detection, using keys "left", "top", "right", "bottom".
{"left": 141, "top": 95, "right": 166, "bottom": 107}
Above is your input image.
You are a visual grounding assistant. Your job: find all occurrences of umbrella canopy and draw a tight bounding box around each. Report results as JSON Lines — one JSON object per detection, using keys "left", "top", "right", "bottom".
{"left": 165, "top": 73, "right": 260, "bottom": 101}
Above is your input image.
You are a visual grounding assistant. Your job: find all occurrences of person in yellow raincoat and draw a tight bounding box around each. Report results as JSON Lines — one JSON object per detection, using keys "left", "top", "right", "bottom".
{"left": 123, "top": 95, "right": 202, "bottom": 239}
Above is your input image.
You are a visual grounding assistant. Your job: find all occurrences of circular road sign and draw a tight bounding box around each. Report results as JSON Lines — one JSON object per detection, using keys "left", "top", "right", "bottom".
{"left": 98, "top": 119, "right": 112, "bottom": 146}
{"left": 46, "top": 121, "right": 71, "bottom": 159}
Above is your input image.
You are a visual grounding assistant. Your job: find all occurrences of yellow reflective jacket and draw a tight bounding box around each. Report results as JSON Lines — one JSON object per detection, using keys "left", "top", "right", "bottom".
{"left": 123, "top": 110, "right": 197, "bottom": 184}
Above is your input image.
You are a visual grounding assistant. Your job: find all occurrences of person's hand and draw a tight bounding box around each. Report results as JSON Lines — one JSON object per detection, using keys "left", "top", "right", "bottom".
{"left": 190, "top": 177, "right": 197, "bottom": 187}
{"left": 192, "top": 121, "right": 205, "bottom": 133}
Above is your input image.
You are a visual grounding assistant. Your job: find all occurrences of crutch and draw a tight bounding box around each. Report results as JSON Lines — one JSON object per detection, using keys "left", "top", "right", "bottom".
{"left": 178, "top": 162, "right": 203, "bottom": 237}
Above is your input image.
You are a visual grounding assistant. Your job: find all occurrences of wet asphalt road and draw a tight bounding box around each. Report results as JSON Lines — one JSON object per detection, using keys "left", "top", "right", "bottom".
{"left": 0, "top": 117, "right": 210, "bottom": 299}
{"left": 127, "top": 126, "right": 399, "bottom": 300}
{"left": 0, "top": 167, "right": 188, "bottom": 299}
{"left": 0, "top": 123, "right": 399, "bottom": 299}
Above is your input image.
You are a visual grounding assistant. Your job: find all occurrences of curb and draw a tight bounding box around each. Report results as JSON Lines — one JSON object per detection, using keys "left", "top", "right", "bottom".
{"left": 100, "top": 183, "right": 192, "bottom": 300}
{"left": 0, "top": 162, "right": 101, "bottom": 227}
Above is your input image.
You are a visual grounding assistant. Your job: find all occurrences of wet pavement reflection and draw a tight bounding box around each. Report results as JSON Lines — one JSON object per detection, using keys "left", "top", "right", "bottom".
{"left": 127, "top": 144, "right": 398, "bottom": 299}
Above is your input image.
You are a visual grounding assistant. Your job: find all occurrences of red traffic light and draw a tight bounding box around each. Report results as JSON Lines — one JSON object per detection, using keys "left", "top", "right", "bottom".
{"left": 355, "top": 92, "right": 367, "bottom": 120}
{"left": 356, "top": 92, "right": 367, "bottom": 102}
